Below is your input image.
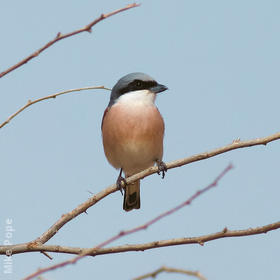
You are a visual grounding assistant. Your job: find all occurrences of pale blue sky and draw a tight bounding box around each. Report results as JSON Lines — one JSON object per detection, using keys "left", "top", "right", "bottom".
{"left": 1, "top": 1, "right": 280, "bottom": 279}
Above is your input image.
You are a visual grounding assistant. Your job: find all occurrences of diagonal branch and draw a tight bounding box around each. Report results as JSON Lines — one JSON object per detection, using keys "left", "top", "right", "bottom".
{"left": 0, "top": 86, "right": 110, "bottom": 129}
{"left": 9, "top": 132, "right": 280, "bottom": 246}
{"left": 0, "top": 3, "right": 139, "bottom": 78}
{"left": 23, "top": 165, "right": 232, "bottom": 280}
{"left": 166, "top": 132, "right": 280, "bottom": 170}
{"left": 0, "top": 132, "right": 279, "bottom": 274}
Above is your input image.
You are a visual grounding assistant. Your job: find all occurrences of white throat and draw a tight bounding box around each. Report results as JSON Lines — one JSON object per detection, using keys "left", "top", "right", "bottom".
{"left": 116, "top": 90, "right": 156, "bottom": 106}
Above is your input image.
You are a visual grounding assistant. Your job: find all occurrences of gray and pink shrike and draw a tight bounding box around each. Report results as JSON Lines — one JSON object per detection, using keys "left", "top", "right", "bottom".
{"left": 102, "top": 73, "right": 168, "bottom": 211}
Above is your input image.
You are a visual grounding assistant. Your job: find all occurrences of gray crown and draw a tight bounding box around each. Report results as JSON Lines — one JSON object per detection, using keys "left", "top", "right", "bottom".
{"left": 109, "top": 72, "right": 167, "bottom": 106}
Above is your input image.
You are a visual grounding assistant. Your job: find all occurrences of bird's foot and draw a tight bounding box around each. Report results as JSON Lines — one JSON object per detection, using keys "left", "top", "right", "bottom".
{"left": 117, "top": 169, "right": 126, "bottom": 195}
{"left": 156, "top": 160, "right": 167, "bottom": 179}
{"left": 116, "top": 176, "right": 126, "bottom": 195}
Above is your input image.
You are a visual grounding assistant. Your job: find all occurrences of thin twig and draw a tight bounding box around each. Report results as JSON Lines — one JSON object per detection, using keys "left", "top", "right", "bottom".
{"left": 0, "top": 3, "right": 139, "bottom": 78}
{"left": 0, "top": 86, "right": 110, "bottom": 129}
{"left": 23, "top": 165, "right": 232, "bottom": 280}
{"left": 40, "top": 251, "right": 53, "bottom": 260}
{"left": 133, "top": 266, "right": 207, "bottom": 280}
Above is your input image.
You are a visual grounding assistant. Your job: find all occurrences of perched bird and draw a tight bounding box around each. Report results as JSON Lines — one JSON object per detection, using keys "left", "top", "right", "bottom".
{"left": 101, "top": 72, "right": 168, "bottom": 211}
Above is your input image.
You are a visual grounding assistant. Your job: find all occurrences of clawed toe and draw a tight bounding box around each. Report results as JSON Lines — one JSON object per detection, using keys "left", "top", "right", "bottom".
{"left": 156, "top": 160, "right": 167, "bottom": 179}
{"left": 117, "top": 169, "right": 126, "bottom": 195}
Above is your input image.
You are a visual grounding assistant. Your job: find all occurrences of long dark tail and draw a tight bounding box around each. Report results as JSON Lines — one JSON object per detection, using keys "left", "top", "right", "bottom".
{"left": 123, "top": 180, "right": 140, "bottom": 211}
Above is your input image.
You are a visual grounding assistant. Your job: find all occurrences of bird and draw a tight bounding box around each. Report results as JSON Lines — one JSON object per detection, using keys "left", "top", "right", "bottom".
{"left": 101, "top": 72, "right": 168, "bottom": 211}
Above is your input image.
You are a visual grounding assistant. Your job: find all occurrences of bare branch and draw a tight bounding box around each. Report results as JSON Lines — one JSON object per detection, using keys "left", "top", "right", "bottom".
{"left": 4, "top": 132, "right": 278, "bottom": 247}
{"left": 0, "top": 3, "right": 139, "bottom": 78}
{"left": 22, "top": 165, "right": 232, "bottom": 280}
{"left": 1, "top": 131, "right": 279, "bottom": 277}
{"left": 166, "top": 132, "right": 280, "bottom": 170}
{"left": 1, "top": 220, "right": 279, "bottom": 257}
{"left": 31, "top": 164, "right": 231, "bottom": 246}
{"left": 0, "top": 86, "right": 110, "bottom": 129}
{"left": 133, "top": 266, "right": 207, "bottom": 280}
{"left": 0, "top": 132, "right": 277, "bottom": 251}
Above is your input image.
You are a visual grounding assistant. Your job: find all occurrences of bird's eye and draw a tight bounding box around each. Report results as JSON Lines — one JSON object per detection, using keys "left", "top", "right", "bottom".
{"left": 135, "top": 80, "right": 142, "bottom": 87}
